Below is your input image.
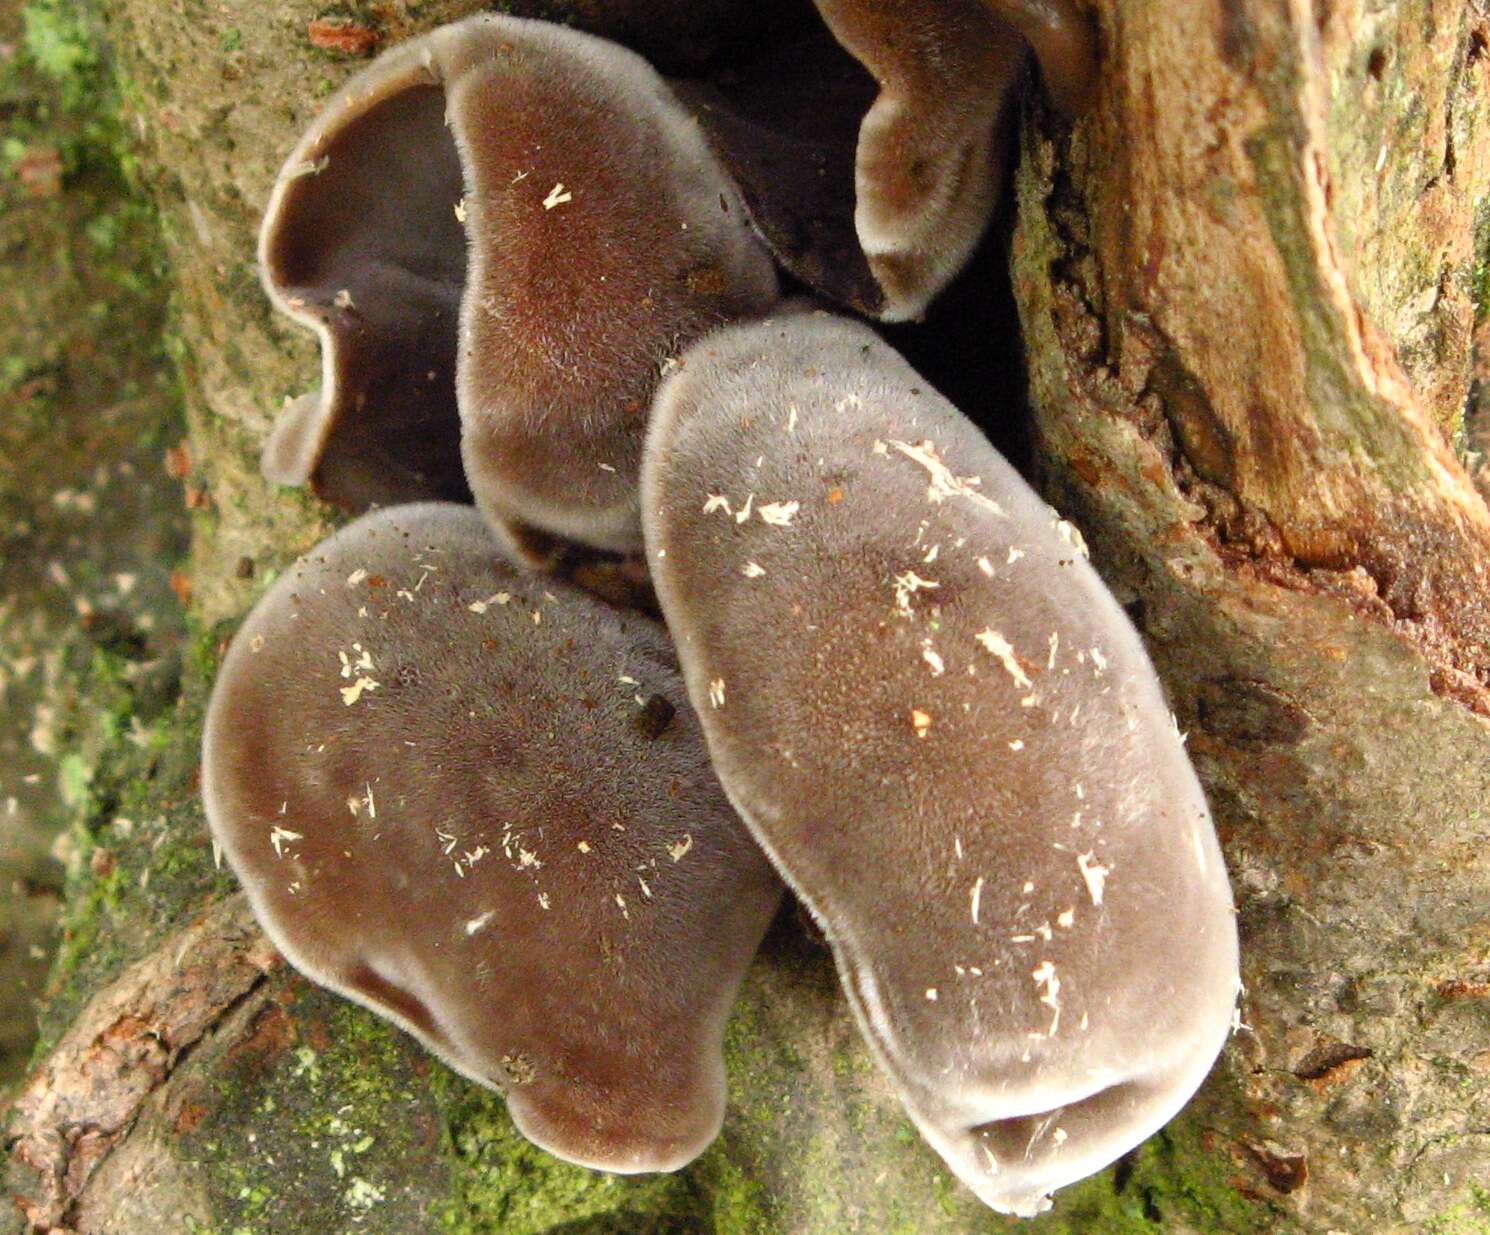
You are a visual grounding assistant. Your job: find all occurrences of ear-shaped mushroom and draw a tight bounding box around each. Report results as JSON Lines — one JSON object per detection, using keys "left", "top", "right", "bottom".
{"left": 682, "top": 0, "right": 1096, "bottom": 321}
{"left": 806, "top": 0, "right": 1025, "bottom": 322}
{"left": 203, "top": 503, "right": 782, "bottom": 1172}
{"left": 259, "top": 42, "right": 470, "bottom": 510}
{"left": 640, "top": 312, "right": 1238, "bottom": 1215}
{"left": 260, "top": 15, "right": 780, "bottom": 560}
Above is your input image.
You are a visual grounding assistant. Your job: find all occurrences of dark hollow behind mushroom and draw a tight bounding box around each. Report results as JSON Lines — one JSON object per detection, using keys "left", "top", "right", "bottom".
{"left": 555, "top": 0, "right": 817, "bottom": 76}
{"left": 202, "top": 502, "right": 783, "bottom": 1172}
{"left": 640, "top": 310, "right": 1238, "bottom": 1214}
{"left": 684, "top": 0, "right": 1098, "bottom": 321}
{"left": 669, "top": 26, "right": 884, "bottom": 315}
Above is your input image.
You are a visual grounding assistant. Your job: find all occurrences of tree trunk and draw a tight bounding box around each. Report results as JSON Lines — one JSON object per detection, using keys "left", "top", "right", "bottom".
{"left": 6, "top": 1, "right": 1490, "bottom": 1233}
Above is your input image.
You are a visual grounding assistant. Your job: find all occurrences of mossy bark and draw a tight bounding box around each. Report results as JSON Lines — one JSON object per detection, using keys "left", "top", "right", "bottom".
{"left": 0, "top": 0, "right": 186, "bottom": 1094}
{"left": 5, "top": 1, "right": 1490, "bottom": 1233}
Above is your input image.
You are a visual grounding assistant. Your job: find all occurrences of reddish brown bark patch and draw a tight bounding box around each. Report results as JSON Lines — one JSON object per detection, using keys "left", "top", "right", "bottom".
{"left": 306, "top": 17, "right": 381, "bottom": 56}
{"left": 4, "top": 898, "right": 278, "bottom": 1231}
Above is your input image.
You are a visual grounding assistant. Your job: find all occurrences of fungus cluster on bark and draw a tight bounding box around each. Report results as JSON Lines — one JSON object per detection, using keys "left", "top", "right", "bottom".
{"left": 211, "top": 5, "right": 1238, "bottom": 1219}
{"left": 205, "top": 502, "right": 781, "bottom": 1172}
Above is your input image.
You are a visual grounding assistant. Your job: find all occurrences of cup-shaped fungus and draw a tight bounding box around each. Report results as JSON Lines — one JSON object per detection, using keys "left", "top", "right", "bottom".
{"left": 260, "top": 14, "right": 780, "bottom": 561}
{"left": 685, "top": 0, "right": 1097, "bottom": 321}
{"left": 203, "top": 503, "right": 783, "bottom": 1171}
{"left": 640, "top": 311, "right": 1239, "bottom": 1215}
{"left": 259, "top": 36, "right": 469, "bottom": 511}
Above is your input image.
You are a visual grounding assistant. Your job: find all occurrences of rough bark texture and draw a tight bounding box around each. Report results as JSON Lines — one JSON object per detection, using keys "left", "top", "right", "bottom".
{"left": 5, "top": 0, "right": 1490, "bottom": 1233}
{"left": 1014, "top": 1, "right": 1490, "bottom": 1231}
{"left": 0, "top": 0, "right": 185, "bottom": 1093}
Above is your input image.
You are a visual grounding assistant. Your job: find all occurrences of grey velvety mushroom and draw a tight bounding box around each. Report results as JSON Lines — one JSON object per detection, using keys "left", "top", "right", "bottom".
{"left": 202, "top": 503, "right": 782, "bottom": 1172}
{"left": 260, "top": 14, "right": 780, "bottom": 561}
{"left": 640, "top": 311, "right": 1239, "bottom": 1215}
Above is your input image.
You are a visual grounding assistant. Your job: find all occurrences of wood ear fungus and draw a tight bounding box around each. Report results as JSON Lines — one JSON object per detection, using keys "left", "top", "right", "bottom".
{"left": 640, "top": 311, "right": 1238, "bottom": 1214}
{"left": 683, "top": 0, "right": 1098, "bottom": 321}
{"left": 259, "top": 44, "right": 469, "bottom": 511}
{"left": 448, "top": 15, "right": 780, "bottom": 565}
{"left": 807, "top": 0, "right": 1027, "bottom": 322}
{"left": 203, "top": 503, "right": 782, "bottom": 1172}
{"left": 260, "top": 14, "right": 780, "bottom": 561}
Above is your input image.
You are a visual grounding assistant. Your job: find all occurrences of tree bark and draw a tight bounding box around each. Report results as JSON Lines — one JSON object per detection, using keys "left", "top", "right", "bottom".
{"left": 6, "top": 1, "right": 1490, "bottom": 1233}
{"left": 1013, "top": 1, "right": 1490, "bottom": 1231}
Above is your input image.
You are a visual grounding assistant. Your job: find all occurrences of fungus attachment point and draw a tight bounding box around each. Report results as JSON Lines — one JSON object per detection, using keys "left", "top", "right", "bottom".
{"left": 203, "top": 503, "right": 782, "bottom": 1172}
{"left": 641, "top": 312, "right": 1239, "bottom": 1214}
{"left": 262, "top": 15, "right": 779, "bottom": 559}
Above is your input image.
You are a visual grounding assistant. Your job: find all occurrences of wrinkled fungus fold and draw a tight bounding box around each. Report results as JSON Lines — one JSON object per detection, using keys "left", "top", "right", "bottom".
{"left": 260, "top": 14, "right": 780, "bottom": 563}
{"left": 260, "top": 75, "right": 469, "bottom": 510}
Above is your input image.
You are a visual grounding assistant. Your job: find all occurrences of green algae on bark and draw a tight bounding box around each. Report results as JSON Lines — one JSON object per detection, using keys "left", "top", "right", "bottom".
{"left": 0, "top": 0, "right": 187, "bottom": 1092}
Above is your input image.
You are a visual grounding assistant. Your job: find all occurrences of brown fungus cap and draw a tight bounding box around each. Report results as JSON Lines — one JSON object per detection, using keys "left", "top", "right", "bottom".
{"left": 682, "top": 0, "right": 1097, "bottom": 321}
{"left": 445, "top": 15, "right": 780, "bottom": 564}
{"left": 640, "top": 312, "right": 1239, "bottom": 1215}
{"left": 259, "top": 14, "right": 780, "bottom": 554}
{"left": 202, "top": 503, "right": 782, "bottom": 1172}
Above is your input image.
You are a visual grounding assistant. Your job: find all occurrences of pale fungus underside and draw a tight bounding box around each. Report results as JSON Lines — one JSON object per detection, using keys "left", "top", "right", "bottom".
{"left": 202, "top": 503, "right": 782, "bottom": 1173}
{"left": 641, "top": 312, "right": 1238, "bottom": 1216}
